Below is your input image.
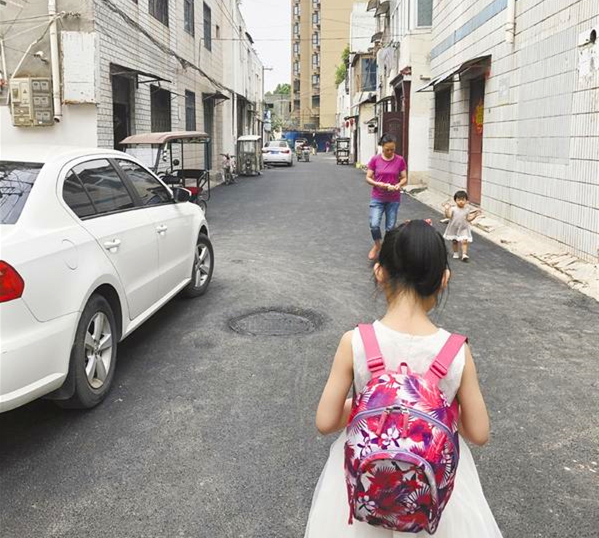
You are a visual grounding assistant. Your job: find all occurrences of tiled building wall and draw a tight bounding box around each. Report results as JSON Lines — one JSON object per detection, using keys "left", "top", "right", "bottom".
{"left": 95, "top": 0, "right": 229, "bottom": 162}
{"left": 428, "top": 0, "right": 599, "bottom": 261}
{"left": 94, "top": 0, "right": 178, "bottom": 149}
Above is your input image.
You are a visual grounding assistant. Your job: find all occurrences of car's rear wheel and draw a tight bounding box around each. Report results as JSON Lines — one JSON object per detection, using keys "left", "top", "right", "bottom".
{"left": 56, "top": 294, "right": 117, "bottom": 409}
{"left": 183, "top": 233, "right": 214, "bottom": 297}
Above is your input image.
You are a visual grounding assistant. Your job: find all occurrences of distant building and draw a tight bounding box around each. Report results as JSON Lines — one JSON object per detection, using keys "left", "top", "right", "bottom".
{"left": 265, "top": 92, "right": 292, "bottom": 138}
{"left": 290, "top": 0, "right": 353, "bottom": 131}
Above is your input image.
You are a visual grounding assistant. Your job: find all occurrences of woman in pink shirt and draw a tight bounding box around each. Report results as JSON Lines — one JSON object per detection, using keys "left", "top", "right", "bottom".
{"left": 366, "top": 134, "right": 407, "bottom": 260}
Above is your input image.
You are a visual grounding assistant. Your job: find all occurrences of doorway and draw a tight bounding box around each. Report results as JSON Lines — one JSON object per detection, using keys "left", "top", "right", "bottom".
{"left": 112, "top": 75, "right": 133, "bottom": 150}
{"left": 467, "top": 78, "right": 485, "bottom": 205}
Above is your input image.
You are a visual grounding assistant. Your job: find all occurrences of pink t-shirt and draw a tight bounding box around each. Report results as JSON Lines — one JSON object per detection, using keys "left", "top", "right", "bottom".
{"left": 368, "top": 154, "right": 407, "bottom": 202}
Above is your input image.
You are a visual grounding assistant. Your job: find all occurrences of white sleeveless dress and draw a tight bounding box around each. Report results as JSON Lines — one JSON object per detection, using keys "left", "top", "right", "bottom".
{"left": 304, "top": 321, "right": 503, "bottom": 538}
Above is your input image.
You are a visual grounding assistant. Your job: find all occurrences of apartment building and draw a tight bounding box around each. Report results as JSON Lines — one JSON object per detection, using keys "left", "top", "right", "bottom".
{"left": 425, "top": 0, "right": 598, "bottom": 261}
{"left": 290, "top": 0, "right": 353, "bottom": 130}
{"left": 0, "top": 0, "right": 264, "bottom": 170}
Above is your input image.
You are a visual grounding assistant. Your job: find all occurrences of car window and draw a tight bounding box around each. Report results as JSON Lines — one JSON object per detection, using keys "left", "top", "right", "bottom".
{"left": 63, "top": 172, "right": 96, "bottom": 218}
{"left": 117, "top": 160, "right": 171, "bottom": 206}
{"left": 268, "top": 141, "right": 288, "bottom": 148}
{"left": 73, "top": 159, "right": 134, "bottom": 215}
{"left": 0, "top": 161, "right": 43, "bottom": 224}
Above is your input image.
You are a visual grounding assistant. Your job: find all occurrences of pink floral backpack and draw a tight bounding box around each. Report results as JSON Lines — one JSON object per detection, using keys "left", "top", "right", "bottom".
{"left": 344, "top": 324, "right": 466, "bottom": 533}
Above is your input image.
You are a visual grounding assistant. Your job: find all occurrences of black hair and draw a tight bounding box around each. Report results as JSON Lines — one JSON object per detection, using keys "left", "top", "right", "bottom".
{"left": 378, "top": 220, "right": 449, "bottom": 299}
{"left": 379, "top": 133, "right": 397, "bottom": 146}
{"left": 454, "top": 190, "right": 468, "bottom": 201}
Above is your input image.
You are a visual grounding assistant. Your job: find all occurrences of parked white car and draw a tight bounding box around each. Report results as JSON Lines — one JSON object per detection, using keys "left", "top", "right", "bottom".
{"left": 0, "top": 145, "right": 214, "bottom": 412}
{"left": 262, "top": 140, "right": 294, "bottom": 166}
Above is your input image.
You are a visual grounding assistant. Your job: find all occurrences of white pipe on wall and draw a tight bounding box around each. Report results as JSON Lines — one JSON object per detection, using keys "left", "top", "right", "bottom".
{"left": 506, "top": 0, "right": 516, "bottom": 44}
{"left": 48, "top": 0, "right": 62, "bottom": 121}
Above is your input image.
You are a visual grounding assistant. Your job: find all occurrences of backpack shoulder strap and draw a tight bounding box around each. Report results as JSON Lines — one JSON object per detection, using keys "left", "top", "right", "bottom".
{"left": 357, "top": 324, "right": 385, "bottom": 375}
{"left": 424, "top": 334, "right": 468, "bottom": 386}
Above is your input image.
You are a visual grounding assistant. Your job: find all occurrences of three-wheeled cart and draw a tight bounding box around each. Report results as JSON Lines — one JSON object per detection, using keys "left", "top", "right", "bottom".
{"left": 237, "top": 135, "right": 263, "bottom": 176}
{"left": 121, "top": 131, "right": 212, "bottom": 214}
{"left": 335, "top": 137, "right": 351, "bottom": 165}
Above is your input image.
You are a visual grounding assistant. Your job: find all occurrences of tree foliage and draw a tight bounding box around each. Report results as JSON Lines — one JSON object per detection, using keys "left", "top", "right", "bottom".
{"left": 273, "top": 83, "right": 291, "bottom": 95}
{"left": 335, "top": 45, "right": 350, "bottom": 86}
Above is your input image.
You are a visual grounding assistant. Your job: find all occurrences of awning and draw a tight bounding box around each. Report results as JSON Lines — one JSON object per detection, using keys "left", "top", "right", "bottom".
{"left": 375, "top": 0, "right": 390, "bottom": 17}
{"left": 351, "top": 92, "right": 376, "bottom": 110}
{"left": 416, "top": 55, "right": 491, "bottom": 92}
{"left": 204, "top": 91, "right": 230, "bottom": 104}
{"left": 375, "top": 95, "right": 394, "bottom": 105}
{"left": 110, "top": 64, "right": 171, "bottom": 85}
{"left": 364, "top": 116, "right": 378, "bottom": 124}
{"left": 366, "top": 0, "right": 378, "bottom": 11}
{"left": 371, "top": 31, "right": 383, "bottom": 43}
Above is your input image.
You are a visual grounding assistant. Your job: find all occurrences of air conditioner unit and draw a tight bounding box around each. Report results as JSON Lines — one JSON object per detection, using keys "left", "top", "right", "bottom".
{"left": 10, "top": 77, "right": 54, "bottom": 127}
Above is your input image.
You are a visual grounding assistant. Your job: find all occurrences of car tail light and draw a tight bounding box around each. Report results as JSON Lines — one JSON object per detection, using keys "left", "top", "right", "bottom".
{"left": 262, "top": 149, "right": 270, "bottom": 154}
{"left": 282, "top": 149, "right": 290, "bottom": 154}
{"left": 0, "top": 261, "right": 25, "bottom": 303}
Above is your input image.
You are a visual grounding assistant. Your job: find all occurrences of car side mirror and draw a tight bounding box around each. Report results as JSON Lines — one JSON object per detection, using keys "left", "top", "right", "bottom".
{"left": 172, "top": 186, "right": 191, "bottom": 203}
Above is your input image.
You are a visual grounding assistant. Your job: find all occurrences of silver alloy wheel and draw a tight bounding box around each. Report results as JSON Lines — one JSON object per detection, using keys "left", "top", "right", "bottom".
{"left": 194, "top": 243, "right": 212, "bottom": 287}
{"left": 84, "top": 312, "right": 113, "bottom": 389}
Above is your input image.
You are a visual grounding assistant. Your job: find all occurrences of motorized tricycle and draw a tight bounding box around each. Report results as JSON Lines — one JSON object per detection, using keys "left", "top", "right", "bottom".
{"left": 121, "top": 131, "right": 211, "bottom": 214}
{"left": 237, "top": 135, "right": 263, "bottom": 176}
{"left": 335, "top": 137, "right": 351, "bottom": 165}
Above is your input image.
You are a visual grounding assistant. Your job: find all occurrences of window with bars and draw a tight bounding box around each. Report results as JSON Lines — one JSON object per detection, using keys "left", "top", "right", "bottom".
{"left": 149, "top": 0, "right": 168, "bottom": 26}
{"left": 185, "top": 91, "right": 196, "bottom": 131}
{"left": 184, "top": 0, "right": 195, "bottom": 36}
{"left": 312, "top": 53, "right": 319, "bottom": 67}
{"left": 434, "top": 89, "right": 451, "bottom": 152}
{"left": 203, "top": 3, "right": 212, "bottom": 51}
{"left": 312, "top": 12, "right": 320, "bottom": 24}
{"left": 293, "top": 42, "right": 300, "bottom": 54}
{"left": 312, "top": 32, "right": 319, "bottom": 45}
{"left": 150, "top": 86, "right": 172, "bottom": 132}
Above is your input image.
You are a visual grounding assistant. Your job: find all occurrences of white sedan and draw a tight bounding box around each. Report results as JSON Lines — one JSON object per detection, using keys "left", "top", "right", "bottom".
{"left": 262, "top": 140, "right": 294, "bottom": 166}
{"left": 0, "top": 145, "right": 214, "bottom": 412}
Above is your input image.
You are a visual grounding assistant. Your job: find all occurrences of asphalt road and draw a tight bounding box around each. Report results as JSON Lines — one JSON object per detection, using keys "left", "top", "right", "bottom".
{"left": 1, "top": 154, "right": 598, "bottom": 538}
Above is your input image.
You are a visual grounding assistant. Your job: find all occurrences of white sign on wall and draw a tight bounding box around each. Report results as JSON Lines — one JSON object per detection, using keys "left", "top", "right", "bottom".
{"left": 62, "top": 32, "right": 97, "bottom": 104}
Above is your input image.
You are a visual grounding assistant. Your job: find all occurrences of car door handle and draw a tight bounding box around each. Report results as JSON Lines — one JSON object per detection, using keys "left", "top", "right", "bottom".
{"left": 103, "top": 239, "right": 121, "bottom": 251}
{"left": 156, "top": 225, "right": 168, "bottom": 234}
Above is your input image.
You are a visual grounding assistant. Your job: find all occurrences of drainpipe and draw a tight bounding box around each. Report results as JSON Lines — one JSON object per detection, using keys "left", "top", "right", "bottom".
{"left": 48, "top": 0, "right": 62, "bottom": 122}
{"left": 505, "top": 0, "right": 516, "bottom": 44}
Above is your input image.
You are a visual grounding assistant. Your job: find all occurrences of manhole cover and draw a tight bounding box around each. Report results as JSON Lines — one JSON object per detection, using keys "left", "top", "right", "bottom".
{"left": 229, "top": 309, "right": 321, "bottom": 336}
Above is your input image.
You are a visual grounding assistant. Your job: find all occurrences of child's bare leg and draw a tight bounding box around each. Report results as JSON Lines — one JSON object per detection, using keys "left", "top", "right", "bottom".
{"left": 452, "top": 240, "right": 459, "bottom": 259}
{"left": 462, "top": 241, "right": 469, "bottom": 261}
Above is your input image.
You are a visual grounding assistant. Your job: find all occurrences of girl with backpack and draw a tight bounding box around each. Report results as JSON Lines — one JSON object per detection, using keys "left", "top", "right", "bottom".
{"left": 304, "top": 220, "right": 503, "bottom": 537}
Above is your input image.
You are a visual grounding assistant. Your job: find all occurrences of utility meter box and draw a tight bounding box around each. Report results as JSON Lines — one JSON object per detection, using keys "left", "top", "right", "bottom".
{"left": 10, "top": 77, "right": 54, "bottom": 127}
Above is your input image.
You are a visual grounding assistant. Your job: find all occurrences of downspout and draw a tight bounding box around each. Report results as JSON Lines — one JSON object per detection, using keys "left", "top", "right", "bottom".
{"left": 505, "top": 0, "right": 516, "bottom": 44}
{"left": 48, "top": 0, "right": 62, "bottom": 121}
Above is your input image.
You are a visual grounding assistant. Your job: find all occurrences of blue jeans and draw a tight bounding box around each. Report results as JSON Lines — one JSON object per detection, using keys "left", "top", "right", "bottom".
{"left": 369, "top": 199, "right": 400, "bottom": 241}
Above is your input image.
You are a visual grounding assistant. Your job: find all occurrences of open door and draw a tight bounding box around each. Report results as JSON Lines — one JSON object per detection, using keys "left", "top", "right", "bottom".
{"left": 467, "top": 78, "right": 485, "bottom": 205}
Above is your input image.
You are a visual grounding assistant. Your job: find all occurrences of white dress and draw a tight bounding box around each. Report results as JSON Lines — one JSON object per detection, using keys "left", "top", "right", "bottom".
{"left": 443, "top": 206, "right": 473, "bottom": 243}
{"left": 305, "top": 321, "right": 503, "bottom": 538}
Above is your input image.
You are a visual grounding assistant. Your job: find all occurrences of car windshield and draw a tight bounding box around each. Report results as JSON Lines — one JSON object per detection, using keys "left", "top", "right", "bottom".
{"left": 268, "top": 141, "right": 288, "bottom": 148}
{"left": 0, "top": 161, "right": 43, "bottom": 224}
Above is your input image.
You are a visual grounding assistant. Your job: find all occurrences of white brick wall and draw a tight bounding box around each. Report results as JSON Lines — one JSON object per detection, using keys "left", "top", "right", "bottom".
{"left": 428, "top": 0, "right": 599, "bottom": 261}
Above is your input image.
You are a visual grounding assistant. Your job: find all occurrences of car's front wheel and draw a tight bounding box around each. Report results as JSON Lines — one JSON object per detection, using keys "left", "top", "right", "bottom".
{"left": 57, "top": 294, "right": 118, "bottom": 409}
{"left": 183, "top": 233, "right": 214, "bottom": 297}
